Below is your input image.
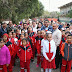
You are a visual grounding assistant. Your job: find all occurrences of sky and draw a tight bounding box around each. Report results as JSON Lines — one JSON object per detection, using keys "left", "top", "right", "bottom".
{"left": 39, "top": 0, "right": 72, "bottom": 12}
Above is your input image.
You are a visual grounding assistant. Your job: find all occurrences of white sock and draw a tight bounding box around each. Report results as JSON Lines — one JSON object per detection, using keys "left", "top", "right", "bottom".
{"left": 48, "top": 69, "right": 51, "bottom": 72}
{"left": 45, "top": 68, "right": 48, "bottom": 72}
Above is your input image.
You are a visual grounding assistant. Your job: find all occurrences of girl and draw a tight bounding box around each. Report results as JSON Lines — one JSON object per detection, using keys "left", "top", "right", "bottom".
{"left": 8, "top": 32, "right": 15, "bottom": 67}
{"left": 12, "top": 32, "right": 18, "bottom": 53}
{"left": 17, "top": 34, "right": 24, "bottom": 48}
{"left": 21, "top": 29, "right": 25, "bottom": 35}
{"left": 3, "top": 33, "right": 14, "bottom": 72}
{"left": 17, "top": 38, "right": 32, "bottom": 72}
{"left": 24, "top": 32, "right": 32, "bottom": 48}
{"left": 41, "top": 30, "right": 46, "bottom": 72}
{"left": 28, "top": 26, "right": 36, "bottom": 61}
{"left": 43, "top": 33, "right": 56, "bottom": 72}
{"left": 35, "top": 30, "right": 43, "bottom": 67}
{"left": 12, "top": 32, "right": 18, "bottom": 66}
{"left": 8, "top": 32, "right": 14, "bottom": 44}
{"left": 0, "top": 38, "right": 11, "bottom": 72}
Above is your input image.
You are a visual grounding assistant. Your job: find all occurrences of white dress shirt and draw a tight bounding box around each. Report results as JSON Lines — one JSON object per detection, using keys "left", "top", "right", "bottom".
{"left": 43, "top": 40, "right": 56, "bottom": 60}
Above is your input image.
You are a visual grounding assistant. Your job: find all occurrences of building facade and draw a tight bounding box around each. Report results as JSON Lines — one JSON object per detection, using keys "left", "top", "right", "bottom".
{"left": 59, "top": 2, "right": 72, "bottom": 16}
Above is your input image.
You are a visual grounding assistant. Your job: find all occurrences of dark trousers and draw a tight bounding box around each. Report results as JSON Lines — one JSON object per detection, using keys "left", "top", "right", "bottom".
{"left": 55, "top": 46, "right": 60, "bottom": 68}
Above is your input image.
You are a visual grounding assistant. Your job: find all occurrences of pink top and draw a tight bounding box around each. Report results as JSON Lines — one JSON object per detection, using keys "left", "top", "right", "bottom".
{"left": 0, "top": 45, "right": 11, "bottom": 65}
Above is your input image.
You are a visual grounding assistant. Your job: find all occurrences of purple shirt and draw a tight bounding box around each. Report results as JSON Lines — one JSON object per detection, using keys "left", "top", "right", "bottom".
{"left": 0, "top": 45, "right": 11, "bottom": 65}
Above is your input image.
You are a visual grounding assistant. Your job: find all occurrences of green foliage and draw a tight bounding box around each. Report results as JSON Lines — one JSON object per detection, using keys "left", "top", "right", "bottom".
{"left": 0, "top": 0, "right": 44, "bottom": 23}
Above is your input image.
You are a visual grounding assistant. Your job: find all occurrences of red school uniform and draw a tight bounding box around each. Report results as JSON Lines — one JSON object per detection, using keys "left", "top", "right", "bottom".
{"left": 17, "top": 44, "right": 32, "bottom": 72}
{"left": 28, "top": 32, "right": 36, "bottom": 60}
{"left": 43, "top": 40, "right": 56, "bottom": 69}
{"left": 13, "top": 38, "right": 18, "bottom": 57}
{"left": 8, "top": 38, "right": 14, "bottom": 44}
{"left": 8, "top": 38, "right": 15, "bottom": 66}
{"left": 35, "top": 36, "right": 43, "bottom": 65}
{"left": 5, "top": 41, "right": 14, "bottom": 72}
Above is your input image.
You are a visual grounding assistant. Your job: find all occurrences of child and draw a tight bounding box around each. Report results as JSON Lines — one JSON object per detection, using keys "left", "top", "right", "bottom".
{"left": 41, "top": 30, "right": 46, "bottom": 72}
{"left": 3, "top": 33, "right": 14, "bottom": 72}
{"left": 24, "top": 32, "right": 32, "bottom": 48}
{"left": 17, "top": 34, "right": 24, "bottom": 48}
{"left": 12, "top": 32, "right": 18, "bottom": 65}
{"left": 21, "top": 29, "right": 25, "bottom": 35}
{"left": 61, "top": 34, "right": 72, "bottom": 72}
{"left": 12, "top": 32, "right": 18, "bottom": 52}
{"left": 0, "top": 38, "right": 11, "bottom": 72}
{"left": 28, "top": 26, "right": 36, "bottom": 61}
{"left": 17, "top": 38, "right": 32, "bottom": 72}
{"left": 43, "top": 33, "right": 56, "bottom": 72}
{"left": 8, "top": 32, "right": 14, "bottom": 44}
{"left": 16, "top": 29, "right": 20, "bottom": 40}
{"left": 59, "top": 30, "right": 66, "bottom": 69}
{"left": 35, "top": 30, "right": 43, "bottom": 67}
{"left": 65, "top": 31, "right": 71, "bottom": 38}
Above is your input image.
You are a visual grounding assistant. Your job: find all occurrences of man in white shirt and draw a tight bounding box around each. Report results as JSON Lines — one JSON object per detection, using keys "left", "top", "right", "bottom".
{"left": 23, "top": 23, "right": 28, "bottom": 32}
{"left": 32, "top": 21, "right": 37, "bottom": 33}
{"left": 52, "top": 23, "right": 62, "bottom": 69}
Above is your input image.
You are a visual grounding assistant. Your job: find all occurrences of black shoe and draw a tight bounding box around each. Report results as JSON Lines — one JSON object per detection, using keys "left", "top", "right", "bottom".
{"left": 14, "top": 63, "right": 16, "bottom": 66}
{"left": 31, "top": 59, "right": 34, "bottom": 62}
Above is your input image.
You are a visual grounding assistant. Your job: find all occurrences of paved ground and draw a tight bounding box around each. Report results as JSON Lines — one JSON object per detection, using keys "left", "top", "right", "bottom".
{"left": 13, "top": 58, "right": 72, "bottom": 72}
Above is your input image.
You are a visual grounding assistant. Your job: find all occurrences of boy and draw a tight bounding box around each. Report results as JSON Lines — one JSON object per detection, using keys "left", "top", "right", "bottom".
{"left": 61, "top": 34, "right": 72, "bottom": 72}
{"left": 35, "top": 30, "right": 43, "bottom": 67}
{"left": 17, "top": 38, "right": 32, "bottom": 72}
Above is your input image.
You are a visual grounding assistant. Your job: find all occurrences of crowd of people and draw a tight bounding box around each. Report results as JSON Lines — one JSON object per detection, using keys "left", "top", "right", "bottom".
{"left": 0, "top": 18, "right": 72, "bottom": 72}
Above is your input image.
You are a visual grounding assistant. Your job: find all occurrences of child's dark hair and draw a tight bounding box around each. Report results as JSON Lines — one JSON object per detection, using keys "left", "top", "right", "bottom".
{"left": 62, "top": 30, "right": 65, "bottom": 32}
{"left": 12, "top": 32, "right": 16, "bottom": 34}
{"left": 28, "top": 26, "right": 33, "bottom": 31}
{"left": 67, "top": 34, "right": 72, "bottom": 38}
{"left": 37, "top": 30, "right": 41, "bottom": 33}
{"left": 65, "top": 31, "right": 71, "bottom": 35}
{"left": 24, "top": 32, "right": 28, "bottom": 36}
{"left": 21, "top": 29, "right": 24, "bottom": 32}
{"left": 22, "top": 38, "right": 27, "bottom": 42}
{"left": 8, "top": 31, "right": 12, "bottom": 34}
{"left": 7, "top": 28, "right": 12, "bottom": 34}
{"left": 0, "top": 38, "right": 4, "bottom": 42}
{"left": 16, "top": 29, "right": 20, "bottom": 32}
{"left": 20, "top": 34, "right": 24, "bottom": 36}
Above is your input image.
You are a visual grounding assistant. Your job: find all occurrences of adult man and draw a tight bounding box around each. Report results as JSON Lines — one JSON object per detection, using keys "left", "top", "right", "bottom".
{"left": 0, "top": 22, "right": 7, "bottom": 37}
{"left": 23, "top": 23, "right": 28, "bottom": 32}
{"left": 7, "top": 21, "right": 15, "bottom": 32}
{"left": 41, "top": 20, "right": 53, "bottom": 32}
{"left": 52, "top": 23, "right": 62, "bottom": 69}
{"left": 32, "top": 21, "right": 37, "bottom": 33}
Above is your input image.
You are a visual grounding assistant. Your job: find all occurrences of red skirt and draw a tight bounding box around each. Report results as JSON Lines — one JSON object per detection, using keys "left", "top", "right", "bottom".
{"left": 43, "top": 53, "right": 56, "bottom": 69}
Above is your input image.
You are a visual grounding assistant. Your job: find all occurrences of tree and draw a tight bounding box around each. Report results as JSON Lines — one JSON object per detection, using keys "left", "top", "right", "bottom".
{"left": 30, "top": 1, "right": 44, "bottom": 18}
{"left": 0, "top": 0, "right": 44, "bottom": 23}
